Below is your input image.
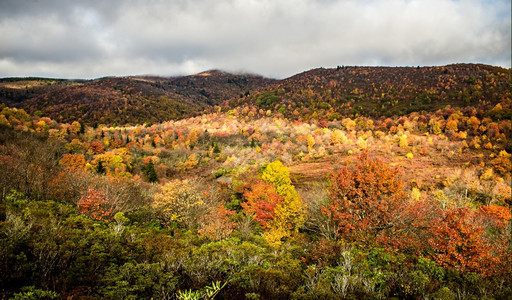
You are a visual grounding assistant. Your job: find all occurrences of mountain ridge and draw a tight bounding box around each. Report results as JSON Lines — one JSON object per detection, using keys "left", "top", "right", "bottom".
{"left": 1, "top": 64, "right": 509, "bottom": 125}
{"left": 0, "top": 70, "right": 276, "bottom": 125}
{"left": 228, "top": 63, "right": 510, "bottom": 120}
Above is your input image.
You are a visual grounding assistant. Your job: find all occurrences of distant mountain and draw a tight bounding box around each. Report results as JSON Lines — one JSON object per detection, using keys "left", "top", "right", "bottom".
{"left": 1, "top": 64, "right": 510, "bottom": 125}
{"left": 229, "top": 64, "right": 510, "bottom": 120}
{"left": 0, "top": 71, "right": 276, "bottom": 125}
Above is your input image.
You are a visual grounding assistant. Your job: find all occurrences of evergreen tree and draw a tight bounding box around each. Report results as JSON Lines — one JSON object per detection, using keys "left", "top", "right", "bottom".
{"left": 144, "top": 159, "right": 159, "bottom": 183}
{"left": 96, "top": 160, "right": 106, "bottom": 174}
{"left": 213, "top": 142, "right": 220, "bottom": 154}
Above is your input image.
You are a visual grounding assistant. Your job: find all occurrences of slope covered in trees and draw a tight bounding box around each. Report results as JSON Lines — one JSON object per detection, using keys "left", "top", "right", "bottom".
{"left": 2, "top": 64, "right": 509, "bottom": 126}
{"left": 0, "top": 63, "right": 510, "bottom": 299}
{"left": 0, "top": 71, "right": 275, "bottom": 126}
{"left": 229, "top": 64, "right": 510, "bottom": 121}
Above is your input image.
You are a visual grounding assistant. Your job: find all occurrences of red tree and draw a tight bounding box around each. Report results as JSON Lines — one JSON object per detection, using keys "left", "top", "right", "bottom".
{"left": 323, "top": 151, "right": 406, "bottom": 243}
{"left": 77, "top": 188, "right": 113, "bottom": 221}
{"left": 242, "top": 181, "right": 284, "bottom": 229}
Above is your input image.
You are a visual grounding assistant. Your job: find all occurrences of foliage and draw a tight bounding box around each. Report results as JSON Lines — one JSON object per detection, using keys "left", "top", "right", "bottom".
{"left": 428, "top": 206, "right": 495, "bottom": 276}
{"left": 77, "top": 188, "right": 113, "bottom": 221}
{"left": 233, "top": 64, "right": 510, "bottom": 120}
{"left": 59, "top": 153, "right": 86, "bottom": 171}
{"left": 198, "top": 205, "right": 236, "bottom": 241}
{"left": 100, "top": 262, "right": 177, "bottom": 299}
{"left": 151, "top": 179, "right": 207, "bottom": 227}
{"left": 0, "top": 72, "right": 275, "bottom": 126}
{"left": 260, "top": 160, "right": 297, "bottom": 201}
{"left": 323, "top": 151, "right": 406, "bottom": 243}
{"left": 12, "top": 286, "right": 59, "bottom": 300}
{"left": 242, "top": 181, "right": 283, "bottom": 229}
{"left": 144, "top": 159, "right": 159, "bottom": 183}
{"left": 490, "top": 156, "right": 511, "bottom": 176}
{"left": 0, "top": 64, "right": 510, "bottom": 299}
{"left": 243, "top": 160, "right": 306, "bottom": 245}
{"left": 176, "top": 281, "right": 226, "bottom": 300}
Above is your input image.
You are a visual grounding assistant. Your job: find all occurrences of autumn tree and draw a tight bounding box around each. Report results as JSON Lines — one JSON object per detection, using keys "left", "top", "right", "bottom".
{"left": 490, "top": 156, "right": 511, "bottom": 177}
{"left": 186, "top": 129, "right": 199, "bottom": 150}
{"left": 445, "top": 119, "right": 458, "bottom": 132}
{"left": 77, "top": 188, "right": 113, "bottom": 221}
{"left": 427, "top": 206, "right": 497, "bottom": 276}
{"left": 243, "top": 181, "right": 284, "bottom": 229}
{"left": 331, "top": 129, "right": 347, "bottom": 145}
{"left": 243, "top": 160, "right": 305, "bottom": 245}
{"left": 59, "top": 154, "right": 86, "bottom": 172}
{"left": 152, "top": 179, "right": 208, "bottom": 227}
{"left": 69, "top": 121, "right": 82, "bottom": 135}
{"left": 323, "top": 151, "right": 406, "bottom": 243}
{"left": 198, "top": 205, "right": 236, "bottom": 241}
{"left": 89, "top": 141, "right": 105, "bottom": 154}
{"left": 307, "top": 135, "right": 315, "bottom": 152}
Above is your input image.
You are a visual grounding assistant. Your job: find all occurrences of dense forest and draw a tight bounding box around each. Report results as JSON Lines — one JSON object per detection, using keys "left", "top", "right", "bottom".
{"left": 230, "top": 64, "right": 510, "bottom": 120}
{"left": 0, "top": 64, "right": 510, "bottom": 299}
{"left": 0, "top": 71, "right": 275, "bottom": 126}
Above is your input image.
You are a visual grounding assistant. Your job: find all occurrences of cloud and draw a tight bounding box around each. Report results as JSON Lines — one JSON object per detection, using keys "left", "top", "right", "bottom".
{"left": 0, "top": 0, "right": 510, "bottom": 79}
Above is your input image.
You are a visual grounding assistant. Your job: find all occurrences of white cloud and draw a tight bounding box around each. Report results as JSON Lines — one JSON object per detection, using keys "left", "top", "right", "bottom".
{"left": 0, "top": 0, "right": 509, "bottom": 79}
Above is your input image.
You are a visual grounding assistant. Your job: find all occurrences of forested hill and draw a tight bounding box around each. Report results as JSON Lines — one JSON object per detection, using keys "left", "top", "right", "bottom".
{"left": 1, "top": 64, "right": 509, "bottom": 126}
{"left": 0, "top": 71, "right": 275, "bottom": 125}
{"left": 0, "top": 64, "right": 510, "bottom": 299}
{"left": 228, "top": 64, "right": 510, "bottom": 120}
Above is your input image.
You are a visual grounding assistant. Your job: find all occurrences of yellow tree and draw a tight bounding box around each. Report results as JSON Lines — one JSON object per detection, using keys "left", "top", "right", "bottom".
{"left": 307, "top": 135, "right": 315, "bottom": 152}
{"left": 445, "top": 119, "right": 458, "bottom": 132}
{"left": 186, "top": 129, "right": 199, "bottom": 149}
{"left": 152, "top": 179, "right": 207, "bottom": 227}
{"left": 244, "top": 160, "right": 306, "bottom": 245}
{"left": 398, "top": 134, "right": 408, "bottom": 148}
{"left": 429, "top": 119, "right": 442, "bottom": 135}
{"left": 331, "top": 129, "right": 347, "bottom": 145}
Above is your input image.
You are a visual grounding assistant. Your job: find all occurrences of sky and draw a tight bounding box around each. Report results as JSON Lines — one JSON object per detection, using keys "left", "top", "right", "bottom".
{"left": 0, "top": 0, "right": 510, "bottom": 79}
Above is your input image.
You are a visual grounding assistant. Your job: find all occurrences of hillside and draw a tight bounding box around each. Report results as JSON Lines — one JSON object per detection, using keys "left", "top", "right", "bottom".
{"left": 0, "top": 71, "right": 275, "bottom": 125}
{"left": 2, "top": 64, "right": 509, "bottom": 127}
{"left": 0, "top": 61, "right": 510, "bottom": 298}
{"left": 229, "top": 64, "right": 510, "bottom": 120}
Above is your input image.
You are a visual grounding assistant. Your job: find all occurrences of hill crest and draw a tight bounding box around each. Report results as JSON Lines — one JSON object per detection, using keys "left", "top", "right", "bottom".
{"left": 1, "top": 64, "right": 509, "bottom": 125}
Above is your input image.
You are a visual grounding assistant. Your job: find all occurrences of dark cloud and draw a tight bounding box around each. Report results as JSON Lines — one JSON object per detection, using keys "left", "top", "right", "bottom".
{"left": 0, "top": 0, "right": 510, "bottom": 79}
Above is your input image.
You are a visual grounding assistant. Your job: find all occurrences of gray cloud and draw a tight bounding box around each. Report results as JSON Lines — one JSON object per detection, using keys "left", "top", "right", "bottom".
{"left": 0, "top": 0, "right": 510, "bottom": 79}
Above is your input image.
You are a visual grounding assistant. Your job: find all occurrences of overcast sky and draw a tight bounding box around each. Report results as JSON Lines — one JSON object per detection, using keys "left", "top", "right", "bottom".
{"left": 0, "top": 0, "right": 510, "bottom": 79}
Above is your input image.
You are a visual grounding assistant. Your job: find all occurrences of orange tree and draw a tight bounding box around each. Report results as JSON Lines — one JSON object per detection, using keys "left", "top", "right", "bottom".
{"left": 77, "top": 188, "right": 113, "bottom": 221}
{"left": 323, "top": 150, "right": 406, "bottom": 244}
{"left": 426, "top": 205, "right": 511, "bottom": 277}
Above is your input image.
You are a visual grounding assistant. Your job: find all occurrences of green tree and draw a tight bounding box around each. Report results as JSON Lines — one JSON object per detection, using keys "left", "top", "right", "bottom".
{"left": 144, "top": 159, "right": 159, "bottom": 183}
{"left": 96, "top": 159, "right": 106, "bottom": 174}
{"left": 213, "top": 142, "right": 220, "bottom": 154}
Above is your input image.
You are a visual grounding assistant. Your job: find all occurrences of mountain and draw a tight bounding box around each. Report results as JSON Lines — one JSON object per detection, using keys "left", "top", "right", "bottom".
{"left": 1, "top": 64, "right": 510, "bottom": 125}
{"left": 0, "top": 71, "right": 276, "bottom": 125}
{"left": 228, "top": 64, "right": 510, "bottom": 120}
